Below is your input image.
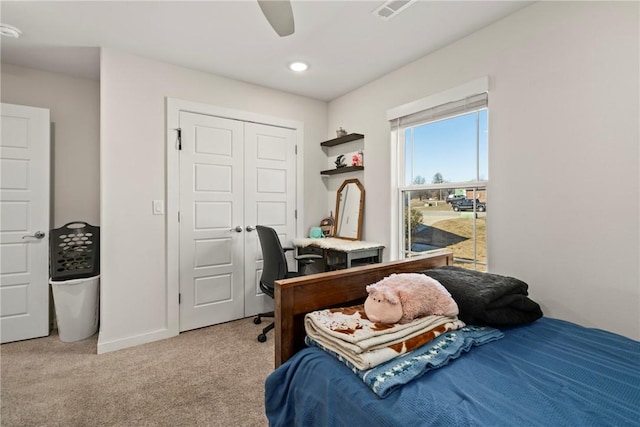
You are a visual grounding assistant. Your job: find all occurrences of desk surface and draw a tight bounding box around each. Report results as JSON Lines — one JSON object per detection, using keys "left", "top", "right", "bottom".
{"left": 292, "top": 237, "right": 384, "bottom": 252}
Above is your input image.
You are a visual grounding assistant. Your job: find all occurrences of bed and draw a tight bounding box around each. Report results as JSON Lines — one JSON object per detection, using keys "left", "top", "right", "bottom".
{"left": 265, "top": 252, "right": 640, "bottom": 426}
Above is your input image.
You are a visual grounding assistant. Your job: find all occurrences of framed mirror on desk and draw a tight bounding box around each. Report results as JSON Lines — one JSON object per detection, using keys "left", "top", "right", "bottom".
{"left": 334, "top": 178, "right": 364, "bottom": 241}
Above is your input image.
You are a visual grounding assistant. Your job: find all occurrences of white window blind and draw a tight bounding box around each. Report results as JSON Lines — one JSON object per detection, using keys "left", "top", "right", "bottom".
{"left": 392, "top": 92, "right": 488, "bottom": 130}
{"left": 387, "top": 76, "right": 489, "bottom": 128}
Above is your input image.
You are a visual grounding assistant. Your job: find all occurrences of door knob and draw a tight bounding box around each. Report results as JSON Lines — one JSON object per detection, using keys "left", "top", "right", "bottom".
{"left": 230, "top": 226, "right": 243, "bottom": 232}
{"left": 23, "top": 231, "right": 45, "bottom": 239}
{"left": 246, "top": 225, "right": 256, "bottom": 232}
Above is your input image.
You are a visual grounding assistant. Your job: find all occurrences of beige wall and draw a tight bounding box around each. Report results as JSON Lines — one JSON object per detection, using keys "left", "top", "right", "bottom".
{"left": 328, "top": 1, "right": 639, "bottom": 339}
{"left": 99, "top": 49, "right": 328, "bottom": 352}
{"left": 1, "top": 63, "right": 100, "bottom": 227}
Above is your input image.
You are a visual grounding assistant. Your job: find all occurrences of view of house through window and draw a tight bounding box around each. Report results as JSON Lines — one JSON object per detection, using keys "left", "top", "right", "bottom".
{"left": 400, "top": 108, "right": 488, "bottom": 270}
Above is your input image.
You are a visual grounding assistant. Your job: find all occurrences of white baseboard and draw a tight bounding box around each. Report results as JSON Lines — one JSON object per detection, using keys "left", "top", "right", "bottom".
{"left": 97, "top": 328, "right": 177, "bottom": 354}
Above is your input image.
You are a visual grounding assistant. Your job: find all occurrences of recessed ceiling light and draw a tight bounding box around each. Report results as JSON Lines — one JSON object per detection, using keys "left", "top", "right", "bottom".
{"left": 289, "top": 62, "right": 308, "bottom": 72}
{"left": 0, "top": 23, "right": 22, "bottom": 38}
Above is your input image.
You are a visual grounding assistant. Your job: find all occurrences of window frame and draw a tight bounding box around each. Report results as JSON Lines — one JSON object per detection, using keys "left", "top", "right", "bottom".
{"left": 387, "top": 78, "right": 489, "bottom": 264}
{"left": 397, "top": 114, "right": 488, "bottom": 267}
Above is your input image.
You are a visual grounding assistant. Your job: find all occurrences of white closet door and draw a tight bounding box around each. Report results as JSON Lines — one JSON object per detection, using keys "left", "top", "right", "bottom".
{"left": 178, "top": 112, "right": 245, "bottom": 332}
{"left": 0, "top": 103, "right": 50, "bottom": 343}
{"left": 176, "top": 107, "right": 298, "bottom": 332}
{"left": 244, "top": 122, "right": 297, "bottom": 317}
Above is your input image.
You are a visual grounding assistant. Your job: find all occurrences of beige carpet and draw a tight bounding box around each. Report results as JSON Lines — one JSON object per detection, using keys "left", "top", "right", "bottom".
{"left": 1, "top": 317, "right": 274, "bottom": 427}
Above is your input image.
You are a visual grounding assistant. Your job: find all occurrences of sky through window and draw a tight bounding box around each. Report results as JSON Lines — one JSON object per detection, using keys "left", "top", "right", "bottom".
{"left": 405, "top": 109, "right": 488, "bottom": 185}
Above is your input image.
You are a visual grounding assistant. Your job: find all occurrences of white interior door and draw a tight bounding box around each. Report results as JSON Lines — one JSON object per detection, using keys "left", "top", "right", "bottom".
{"left": 177, "top": 110, "right": 297, "bottom": 332}
{"left": 178, "top": 112, "right": 245, "bottom": 332}
{"left": 0, "top": 103, "right": 50, "bottom": 343}
{"left": 244, "top": 123, "right": 297, "bottom": 317}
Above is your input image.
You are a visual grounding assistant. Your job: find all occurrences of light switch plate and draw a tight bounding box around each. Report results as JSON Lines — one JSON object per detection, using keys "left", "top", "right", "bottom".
{"left": 153, "top": 200, "right": 164, "bottom": 215}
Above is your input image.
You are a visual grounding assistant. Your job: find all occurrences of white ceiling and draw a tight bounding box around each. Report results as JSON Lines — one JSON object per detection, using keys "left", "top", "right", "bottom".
{"left": 0, "top": 1, "right": 533, "bottom": 102}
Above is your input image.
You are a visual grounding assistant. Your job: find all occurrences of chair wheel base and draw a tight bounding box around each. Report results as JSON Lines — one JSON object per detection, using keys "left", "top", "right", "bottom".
{"left": 257, "top": 334, "right": 267, "bottom": 343}
{"left": 254, "top": 317, "right": 262, "bottom": 325}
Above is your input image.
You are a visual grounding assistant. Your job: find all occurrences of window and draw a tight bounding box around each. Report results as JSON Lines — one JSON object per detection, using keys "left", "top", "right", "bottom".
{"left": 390, "top": 85, "right": 488, "bottom": 270}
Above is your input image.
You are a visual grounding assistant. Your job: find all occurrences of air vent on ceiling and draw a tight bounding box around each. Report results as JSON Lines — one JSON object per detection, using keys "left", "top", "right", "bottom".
{"left": 372, "top": 0, "right": 416, "bottom": 21}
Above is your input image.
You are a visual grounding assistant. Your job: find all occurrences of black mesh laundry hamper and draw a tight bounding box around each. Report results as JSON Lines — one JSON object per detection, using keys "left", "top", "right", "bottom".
{"left": 50, "top": 222, "right": 100, "bottom": 281}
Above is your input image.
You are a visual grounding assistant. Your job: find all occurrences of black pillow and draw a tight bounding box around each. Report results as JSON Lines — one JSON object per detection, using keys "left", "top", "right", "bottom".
{"left": 422, "top": 266, "right": 543, "bottom": 326}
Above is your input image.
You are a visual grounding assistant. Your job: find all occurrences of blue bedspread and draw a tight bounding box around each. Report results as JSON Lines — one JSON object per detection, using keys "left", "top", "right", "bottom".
{"left": 265, "top": 317, "right": 640, "bottom": 427}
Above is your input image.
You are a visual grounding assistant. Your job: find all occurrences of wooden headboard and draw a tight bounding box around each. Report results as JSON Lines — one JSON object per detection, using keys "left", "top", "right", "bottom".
{"left": 273, "top": 252, "right": 453, "bottom": 367}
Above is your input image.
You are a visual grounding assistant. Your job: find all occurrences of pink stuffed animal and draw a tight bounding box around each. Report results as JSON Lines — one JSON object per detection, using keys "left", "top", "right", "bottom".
{"left": 364, "top": 273, "right": 459, "bottom": 324}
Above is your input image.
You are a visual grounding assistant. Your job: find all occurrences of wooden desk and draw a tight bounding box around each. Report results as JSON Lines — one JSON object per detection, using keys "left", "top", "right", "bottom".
{"left": 292, "top": 237, "right": 384, "bottom": 271}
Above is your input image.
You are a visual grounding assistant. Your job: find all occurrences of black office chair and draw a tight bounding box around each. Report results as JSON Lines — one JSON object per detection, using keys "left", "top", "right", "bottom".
{"left": 254, "top": 225, "right": 322, "bottom": 342}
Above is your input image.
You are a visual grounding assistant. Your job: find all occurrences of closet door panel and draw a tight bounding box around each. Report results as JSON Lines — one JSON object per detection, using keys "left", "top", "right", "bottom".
{"left": 244, "top": 123, "right": 297, "bottom": 316}
{"left": 178, "top": 112, "right": 244, "bottom": 332}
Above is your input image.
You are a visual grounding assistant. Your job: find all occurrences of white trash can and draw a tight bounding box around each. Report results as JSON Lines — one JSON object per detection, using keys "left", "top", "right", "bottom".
{"left": 50, "top": 275, "right": 99, "bottom": 342}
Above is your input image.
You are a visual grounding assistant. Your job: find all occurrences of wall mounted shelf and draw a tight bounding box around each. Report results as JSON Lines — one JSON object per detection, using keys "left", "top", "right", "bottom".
{"left": 320, "top": 166, "right": 364, "bottom": 176}
{"left": 320, "top": 133, "right": 364, "bottom": 147}
{"left": 320, "top": 133, "right": 365, "bottom": 176}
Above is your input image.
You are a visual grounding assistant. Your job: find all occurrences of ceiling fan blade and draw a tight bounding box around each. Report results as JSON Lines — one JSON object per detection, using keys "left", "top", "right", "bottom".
{"left": 258, "top": 0, "right": 295, "bottom": 37}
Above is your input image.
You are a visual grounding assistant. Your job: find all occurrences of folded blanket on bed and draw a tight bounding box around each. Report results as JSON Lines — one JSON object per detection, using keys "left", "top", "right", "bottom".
{"left": 306, "top": 325, "right": 504, "bottom": 398}
{"left": 422, "top": 266, "right": 543, "bottom": 326}
{"left": 305, "top": 305, "right": 464, "bottom": 370}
